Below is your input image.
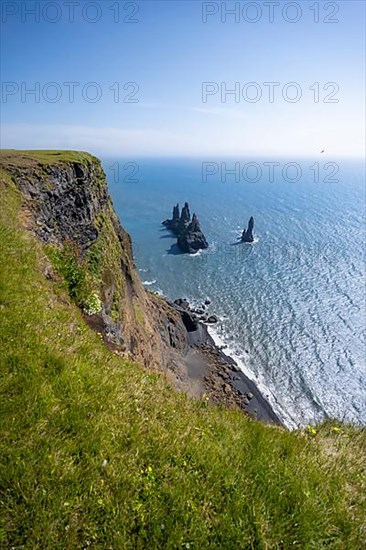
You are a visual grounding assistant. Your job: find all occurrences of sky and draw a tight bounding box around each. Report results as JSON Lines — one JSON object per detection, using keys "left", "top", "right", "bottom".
{"left": 0, "top": 0, "right": 365, "bottom": 157}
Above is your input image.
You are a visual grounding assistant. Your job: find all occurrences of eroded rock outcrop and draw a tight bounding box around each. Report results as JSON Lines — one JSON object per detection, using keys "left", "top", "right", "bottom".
{"left": 163, "top": 202, "right": 208, "bottom": 254}
{"left": 241, "top": 216, "right": 254, "bottom": 243}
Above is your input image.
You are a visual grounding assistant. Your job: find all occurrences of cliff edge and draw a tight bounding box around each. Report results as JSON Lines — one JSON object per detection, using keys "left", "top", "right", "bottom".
{"left": 0, "top": 150, "right": 279, "bottom": 423}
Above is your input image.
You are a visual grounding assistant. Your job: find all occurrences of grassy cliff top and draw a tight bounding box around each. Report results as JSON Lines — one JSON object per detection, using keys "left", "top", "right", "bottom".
{"left": 0, "top": 154, "right": 365, "bottom": 548}
{"left": 0, "top": 149, "right": 98, "bottom": 168}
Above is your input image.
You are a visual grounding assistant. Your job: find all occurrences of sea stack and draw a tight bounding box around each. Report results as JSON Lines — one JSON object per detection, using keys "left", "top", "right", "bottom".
{"left": 177, "top": 213, "right": 209, "bottom": 254}
{"left": 163, "top": 203, "right": 180, "bottom": 233}
{"left": 162, "top": 203, "right": 208, "bottom": 254}
{"left": 241, "top": 216, "right": 254, "bottom": 243}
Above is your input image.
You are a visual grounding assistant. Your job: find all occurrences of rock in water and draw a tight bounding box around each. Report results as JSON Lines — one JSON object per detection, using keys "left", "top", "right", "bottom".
{"left": 241, "top": 216, "right": 254, "bottom": 243}
{"left": 177, "top": 213, "right": 209, "bottom": 254}
{"left": 174, "top": 298, "right": 190, "bottom": 310}
{"left": 180, "top": 202, "right": 191, "bottom": 225}
{"left": 206, "top": 315, "right": 218, "bottom": 324}
{"left": 172, "top": 203, "right": 180, "bottom": 221}
{"left": 162, "top": 203, "right": 180, "bottom": 232}
{"left": 162, "top": 203, "right": 208, "bottom": 254}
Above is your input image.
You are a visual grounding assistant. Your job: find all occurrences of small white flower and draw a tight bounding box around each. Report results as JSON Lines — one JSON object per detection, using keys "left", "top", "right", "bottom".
{"left": 83, "top": 293, "right": 102, "bottom": 316}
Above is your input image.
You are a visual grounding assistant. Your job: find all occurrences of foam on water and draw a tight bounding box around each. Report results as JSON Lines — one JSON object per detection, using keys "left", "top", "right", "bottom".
{"left": 206, "top": 323, "right": 298, "bottom": 429}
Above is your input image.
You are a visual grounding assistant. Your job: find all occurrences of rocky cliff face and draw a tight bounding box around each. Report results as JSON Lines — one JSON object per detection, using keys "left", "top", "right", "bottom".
{"left": 0, "top": 151, "right": 190, "bottom": 388}
{"left": 5, "top": 154, "right": 108, "bottom": 246}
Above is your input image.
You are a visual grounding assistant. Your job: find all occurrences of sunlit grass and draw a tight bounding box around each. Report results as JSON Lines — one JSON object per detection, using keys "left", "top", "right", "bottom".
{"left": 1, "top": 170, "right": 365, "bottom": 549}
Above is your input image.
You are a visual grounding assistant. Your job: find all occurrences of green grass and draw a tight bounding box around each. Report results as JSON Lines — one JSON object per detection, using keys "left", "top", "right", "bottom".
{"left": 0, "top": 149, "right": 97, "bottom": 167}
{"left": 0, "top": 170, "right": 365, "bottom": 549}
{"left": 45, "top": 243, "right": 93, "bottom": 306}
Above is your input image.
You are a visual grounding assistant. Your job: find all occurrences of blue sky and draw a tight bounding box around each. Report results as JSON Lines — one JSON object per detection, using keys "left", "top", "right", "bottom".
{"left": 1, "top": 0, "right": 365, "bottom": 157}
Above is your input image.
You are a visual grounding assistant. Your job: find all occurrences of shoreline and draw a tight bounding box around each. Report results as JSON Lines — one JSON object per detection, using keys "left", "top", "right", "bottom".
{"left": 168, "top": 298, "right": 285, "bottom": 427}
{"left": 205, "top": 324, "right": 297, "bottom": 429}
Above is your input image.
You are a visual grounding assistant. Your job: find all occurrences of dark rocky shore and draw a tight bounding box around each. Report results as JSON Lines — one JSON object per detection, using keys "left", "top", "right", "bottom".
{"left": 169, "top": 298, "right": 282, "bottom": 426}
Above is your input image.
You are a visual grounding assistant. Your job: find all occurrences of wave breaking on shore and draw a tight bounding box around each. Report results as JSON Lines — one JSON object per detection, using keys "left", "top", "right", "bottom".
{"left": 205, "top": 323, "right": 298, "bottom": 430}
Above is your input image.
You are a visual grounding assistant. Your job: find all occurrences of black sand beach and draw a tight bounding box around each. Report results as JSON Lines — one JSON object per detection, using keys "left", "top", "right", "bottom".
{"left": 171, "top": 300, "right": 283, "bottom": 426}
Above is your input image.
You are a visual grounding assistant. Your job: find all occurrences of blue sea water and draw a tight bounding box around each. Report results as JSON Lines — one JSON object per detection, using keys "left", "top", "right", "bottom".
{"left": 103, "top": 157, "right": 365, "bottom": 428}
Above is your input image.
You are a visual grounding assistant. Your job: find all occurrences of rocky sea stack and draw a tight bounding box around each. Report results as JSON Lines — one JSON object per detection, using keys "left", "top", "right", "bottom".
{"left": 241, "top": 216, "right": 254, "bottom": 243}
{"left": 163, "top": 202, "right": 208, "bottom": 254}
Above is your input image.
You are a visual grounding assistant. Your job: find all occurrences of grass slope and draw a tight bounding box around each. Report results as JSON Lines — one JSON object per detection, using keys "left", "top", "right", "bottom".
{"left": 0, "top": 149, "right": 97, "bottom": 166}
{"left": 0, "top": 160, "right": 365, "bottom": 549}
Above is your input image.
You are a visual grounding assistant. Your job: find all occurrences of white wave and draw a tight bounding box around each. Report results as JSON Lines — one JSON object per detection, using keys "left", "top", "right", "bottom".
{"left": 153, "top": 288, "right": 165, "bottom": 297}
{"left": 233, "top": 235, "right": 259, "bottom": 245}
{"left": 242, "top": 236, "right": 259, "bottom": 245}
{"left": 206, "top": 324, "right": 298, "bottom": 430}
{"left": 186, "top": 296, "right": 211, "bottom": 310}
{"left": 142, "top": 280, "right": 157, "bottom": 286}
{"left": 139, "top": 268, "right": 149, "bottom": 273}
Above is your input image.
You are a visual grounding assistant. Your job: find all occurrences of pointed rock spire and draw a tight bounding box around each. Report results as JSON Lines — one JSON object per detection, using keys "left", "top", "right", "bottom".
{"left": 172, "top": 203, "right": 180, "bottom": 220}
{"left": 180, "top": 202, "right": 191, "bottom": 224}
{"left": 241, "top": 216, "right": 254, "bottom": 243}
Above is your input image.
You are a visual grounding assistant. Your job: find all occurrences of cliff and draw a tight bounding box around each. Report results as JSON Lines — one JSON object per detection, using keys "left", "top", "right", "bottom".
{"left": 0, "top": 150, "right": 364, "bottom": 549}
{"left": 0, "top": 150, "right": 190, "bottom": 388}
{"left": 0, "top": 151, "right": 280, "bottom": 420}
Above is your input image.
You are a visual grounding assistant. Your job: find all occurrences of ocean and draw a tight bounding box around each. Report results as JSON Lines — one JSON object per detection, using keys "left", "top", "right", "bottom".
{"left": 103, "top": 157, "right": 365, "bottom": 429}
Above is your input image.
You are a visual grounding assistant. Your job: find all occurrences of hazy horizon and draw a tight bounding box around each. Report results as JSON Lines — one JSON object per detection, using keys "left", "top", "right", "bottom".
{"left": 1, "top": 1, "right": 365, "bottom": 157}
